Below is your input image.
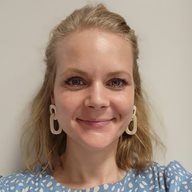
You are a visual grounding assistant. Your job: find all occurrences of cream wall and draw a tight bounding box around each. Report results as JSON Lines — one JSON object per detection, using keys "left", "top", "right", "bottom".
{"left": 0, "top": 0, "right": 191, "bottom": 175}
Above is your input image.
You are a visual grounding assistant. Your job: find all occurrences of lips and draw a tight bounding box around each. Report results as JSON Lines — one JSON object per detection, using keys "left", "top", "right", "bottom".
{"left": 76, "top": 118, "right": 114, "bottom": 128}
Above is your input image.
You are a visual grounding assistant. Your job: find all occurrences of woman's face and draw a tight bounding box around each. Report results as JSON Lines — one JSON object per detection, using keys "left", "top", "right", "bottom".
{"left": 53, "top": 29, "right": 135, "bottom": 151}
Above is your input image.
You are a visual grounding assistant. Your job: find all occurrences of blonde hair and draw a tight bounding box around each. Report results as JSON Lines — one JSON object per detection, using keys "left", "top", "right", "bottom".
{"left": 22, "top": 3, "right": 157, "bottom": 171}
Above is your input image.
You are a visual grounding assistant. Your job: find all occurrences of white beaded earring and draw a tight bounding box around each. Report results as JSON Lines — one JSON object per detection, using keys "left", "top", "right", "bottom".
{"left": 125, "top": 105, "right": 137, "bottom": 135}
{"left": 49, "top": 104, "right": 62, "bottom": 135}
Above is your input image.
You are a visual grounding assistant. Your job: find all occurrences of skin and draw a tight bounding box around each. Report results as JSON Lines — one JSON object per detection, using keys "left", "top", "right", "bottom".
{"left": 52, "top": 29, "right": 135, "bottom": 188}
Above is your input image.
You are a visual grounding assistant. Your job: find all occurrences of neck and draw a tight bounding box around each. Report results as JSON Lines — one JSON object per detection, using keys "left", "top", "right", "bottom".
{"left": 53, "top": 139, "right": 125, "bottom": 189}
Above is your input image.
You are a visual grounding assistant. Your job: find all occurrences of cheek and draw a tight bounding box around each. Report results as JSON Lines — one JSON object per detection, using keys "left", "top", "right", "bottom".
{"left": 112, "top": 92, "right": 134, "bottom": 120}
{"left": 54, "top": 92, "right": 82, "bottom": 119}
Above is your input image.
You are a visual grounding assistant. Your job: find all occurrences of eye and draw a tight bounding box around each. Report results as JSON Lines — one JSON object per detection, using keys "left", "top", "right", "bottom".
{"left": 64, "top": 76, "right": 86, "bottom": 89}
{"left": 106, "top": 78, "right": 128, "bottom": 89}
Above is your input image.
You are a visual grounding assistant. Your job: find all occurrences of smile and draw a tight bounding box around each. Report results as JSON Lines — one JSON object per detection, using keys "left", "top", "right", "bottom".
{"left": 76, "top": 118, "right": 114, "bottom": 128}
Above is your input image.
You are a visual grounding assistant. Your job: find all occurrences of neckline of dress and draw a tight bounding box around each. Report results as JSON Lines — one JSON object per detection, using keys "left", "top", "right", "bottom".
{"left": 44, "top": 167, "right": 133, "bottom": 190}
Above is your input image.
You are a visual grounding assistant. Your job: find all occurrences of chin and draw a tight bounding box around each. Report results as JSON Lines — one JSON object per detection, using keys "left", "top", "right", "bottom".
{"left": 78, "top": 135, "right": 119, "bottom": 152}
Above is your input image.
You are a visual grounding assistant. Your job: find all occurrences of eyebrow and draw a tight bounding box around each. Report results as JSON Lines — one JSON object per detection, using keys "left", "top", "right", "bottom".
{"left": 107, "top": 71, "right": 132, "bottom": 79}
{"left": 60, "top": 68, "right": 88, "bottom": 77}
{"left": 60, "top": 68, "right": 132, "bottom": 79}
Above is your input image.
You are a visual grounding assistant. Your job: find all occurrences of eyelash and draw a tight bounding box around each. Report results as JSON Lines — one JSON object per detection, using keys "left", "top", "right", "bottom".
{"left": 64, "top": 76, "right": 86, "bottom": 87}
{"left": 64, "top": 76, "right": 128, "bottom": 90}
{"left": 106, "top": 78, "right": 128, "bottom": 89}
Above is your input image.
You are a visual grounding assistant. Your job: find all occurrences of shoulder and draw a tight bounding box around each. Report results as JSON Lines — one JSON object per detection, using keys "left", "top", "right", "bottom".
{"left": 0, "top": 167, "right": 53, "bottom": 191}
{"left": 132, "top": 161, "right": 192, "bottom": 191}
{"left": 150, "top": 161, "right": 191, "bottom": 182}
{"left": 161, "top": 161, "right": 192, "bottom": 191}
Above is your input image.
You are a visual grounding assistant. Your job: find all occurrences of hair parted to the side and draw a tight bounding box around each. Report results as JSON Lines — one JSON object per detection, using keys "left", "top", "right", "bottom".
{"left": 22, "top": 3, "right": 159, "bottom": 172}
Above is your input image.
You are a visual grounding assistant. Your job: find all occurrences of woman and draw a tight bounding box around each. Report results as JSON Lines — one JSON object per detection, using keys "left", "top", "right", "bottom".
{"left": 0, "top": 3, "right": 191, "bottom": 191}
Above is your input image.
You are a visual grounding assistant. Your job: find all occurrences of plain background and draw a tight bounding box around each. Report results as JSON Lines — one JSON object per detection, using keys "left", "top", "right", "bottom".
{"left": 0, "top": 0, "right": 191, "bottom": 175}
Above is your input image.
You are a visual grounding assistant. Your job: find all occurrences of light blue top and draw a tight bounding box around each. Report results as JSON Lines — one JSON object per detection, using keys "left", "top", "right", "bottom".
{"left": 0, "top": 161, "right": 192, "bottom": 192}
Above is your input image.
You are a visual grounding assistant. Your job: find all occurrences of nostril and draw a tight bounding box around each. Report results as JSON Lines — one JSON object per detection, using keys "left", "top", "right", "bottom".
{"left": 88, "top": 105, "right": 94, "bottom": 109}
{"left": 87, "top": 104, "right": 107, "bottom": 110}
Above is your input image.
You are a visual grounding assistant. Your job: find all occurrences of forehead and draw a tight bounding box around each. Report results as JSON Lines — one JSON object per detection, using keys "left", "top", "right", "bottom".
{"left": 55, "top": 29, "right": 133, "bottom": 73}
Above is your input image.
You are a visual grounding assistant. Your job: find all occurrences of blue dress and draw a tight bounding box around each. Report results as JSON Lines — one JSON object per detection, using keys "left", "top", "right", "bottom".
{"left": 0, "top": 161, "right": 192, "bottom": 192}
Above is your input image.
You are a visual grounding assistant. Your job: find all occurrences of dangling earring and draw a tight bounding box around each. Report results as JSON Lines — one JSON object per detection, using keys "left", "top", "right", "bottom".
{"left": 125, "top": 105, "right": 137, "bottom": 135}
{"left": 49, "top": 104, "right": 62, "bottom": 135}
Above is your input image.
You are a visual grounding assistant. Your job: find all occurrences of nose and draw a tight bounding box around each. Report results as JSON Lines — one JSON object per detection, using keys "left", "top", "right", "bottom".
{"left": 84, "top": 82, "right": 109, "bottom": 110}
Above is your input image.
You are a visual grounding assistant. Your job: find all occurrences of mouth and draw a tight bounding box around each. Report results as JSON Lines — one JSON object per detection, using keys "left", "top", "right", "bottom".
{"left": 76, "top": 118, "right": 115, "bottom": 128}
